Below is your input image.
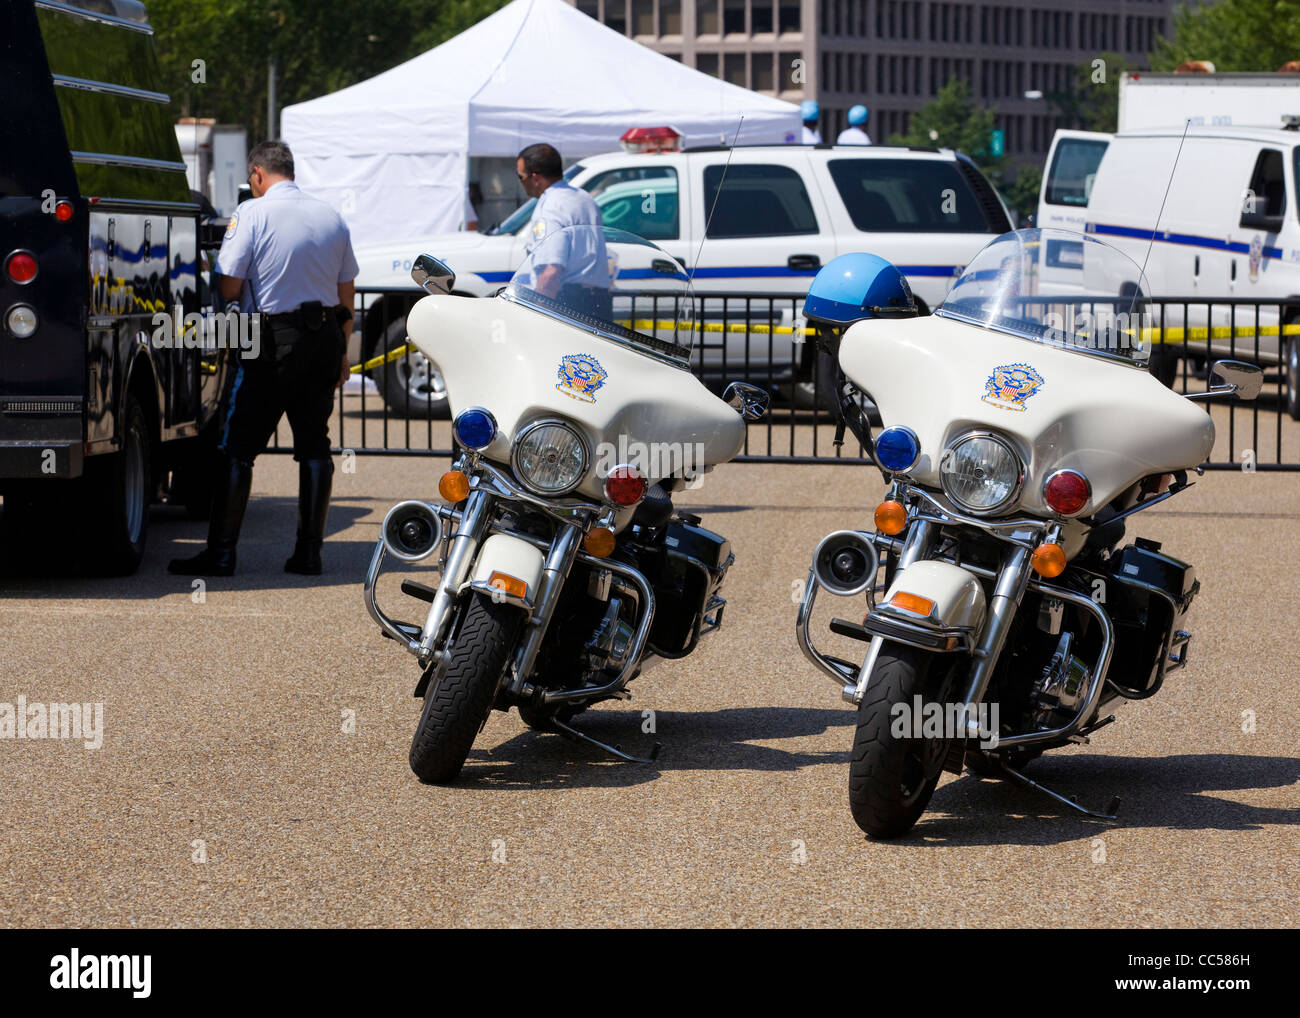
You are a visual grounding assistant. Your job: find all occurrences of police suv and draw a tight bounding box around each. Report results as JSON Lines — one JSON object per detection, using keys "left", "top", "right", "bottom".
{"left": 1, "top": 0, "right": 232, "bottom": 572}
{"left": 354, "top": 143, "right": 1012, "bottom": 415}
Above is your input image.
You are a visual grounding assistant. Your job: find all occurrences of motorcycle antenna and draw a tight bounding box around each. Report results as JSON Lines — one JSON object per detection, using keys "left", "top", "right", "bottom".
{"left": 687, "top": 115, "right": 744, "bottom": 287}
{"left": 1136, "top": 117, "right": 1192, "bottom": 300}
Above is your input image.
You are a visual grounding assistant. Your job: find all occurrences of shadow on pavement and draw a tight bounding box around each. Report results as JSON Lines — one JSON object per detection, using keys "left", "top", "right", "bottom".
{"left": 0, "top": 497, "right": 378, "bottom": 594}
{"left": 450, "top": 706, "right": 853, "bottom": 791}
{"left": 901, "top": 752, "right": 1300, "bottom": 846}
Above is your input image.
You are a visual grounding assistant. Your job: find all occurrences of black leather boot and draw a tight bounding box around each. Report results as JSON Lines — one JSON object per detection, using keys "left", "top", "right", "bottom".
{"left": 168, "top": 456, "right": 253, "bottom": 576}
{"left": 284, "top": 458, "right": 333, "bottom": 575}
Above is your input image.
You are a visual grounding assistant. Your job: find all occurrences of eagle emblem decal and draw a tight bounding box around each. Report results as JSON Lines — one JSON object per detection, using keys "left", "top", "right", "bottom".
{"left": 981, "top": 363, "right": 1044, "bottom": 412}
{"left": 556, "top": 353, "right": 607, "bottom": 403}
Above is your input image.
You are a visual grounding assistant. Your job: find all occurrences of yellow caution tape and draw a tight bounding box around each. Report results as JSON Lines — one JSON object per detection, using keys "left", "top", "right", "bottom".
{"left": 351, "top": 344, "right": 414, "bottom": 373}
{"left": 1142, "top": 323, "right": 1300, "bottom": 344}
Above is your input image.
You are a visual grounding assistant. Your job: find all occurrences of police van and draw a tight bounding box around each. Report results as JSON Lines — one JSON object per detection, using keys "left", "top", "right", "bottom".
{"left": 1, "top": 0, "right": 231, "bottom": 572}
{"left": 1038, "top": 122, "right": 1300, "bottom": 417}
{"left": 354, "top": 143, "right": 1012, "bottom": 415}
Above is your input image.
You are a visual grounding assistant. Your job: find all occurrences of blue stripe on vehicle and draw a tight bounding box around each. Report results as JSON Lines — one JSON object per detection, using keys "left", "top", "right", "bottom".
{"left": 1087, "top": 222, "right": 1283, "bottom": 260}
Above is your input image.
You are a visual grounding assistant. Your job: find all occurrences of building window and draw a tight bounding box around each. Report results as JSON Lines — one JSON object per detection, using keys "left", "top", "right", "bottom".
{"left": 724, "top": 52, "right": 747, "bottom": 86}
{"left": 778, "top": 51, "right": 801, "bottom": 91}
{"left": 605, "top": 1, "right": 627, "bottom": 35}
{"left": 753, "top": 52, "right": 775, "bottom": 91}
{"left": 778, "top": 0, "right": 800, "bottom": 34}
{"left": 752, "top": 0, "right": 774, "bottom": 34}
{"left": 698, "top": 1, "right": 719, "bottom": 35}
{"left": 696, "top": 52, "right": 719, "bottom": 77}
{"left": 632, "top": 0, "right": 654, "bottom": 36}
{"left": 723, "top": 0, "right": 746, "bottom": 35}
{"left": 576, "top": 0, "right": 598, "bottom": 18}
{"left": 661, "top": 0, "right": 681, "bottom": 35}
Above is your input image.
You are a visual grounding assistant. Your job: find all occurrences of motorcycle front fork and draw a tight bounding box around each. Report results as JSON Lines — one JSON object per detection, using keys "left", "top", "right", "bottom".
{"left": 866, "top": 520, "right": 1032, "bottom": 742}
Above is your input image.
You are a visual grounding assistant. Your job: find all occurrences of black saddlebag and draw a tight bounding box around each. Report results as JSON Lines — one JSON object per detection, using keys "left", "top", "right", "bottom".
{"left": 1104, "top": 539, "right": 1198, "bottom": 696}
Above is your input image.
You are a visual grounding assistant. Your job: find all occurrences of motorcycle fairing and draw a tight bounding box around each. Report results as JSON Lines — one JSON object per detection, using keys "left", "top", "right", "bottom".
{"left": 405, "top": 294, "right": 746, "bottom": 501}
{"left": 838, "top": 314, "right": 1215, "bottom": 514}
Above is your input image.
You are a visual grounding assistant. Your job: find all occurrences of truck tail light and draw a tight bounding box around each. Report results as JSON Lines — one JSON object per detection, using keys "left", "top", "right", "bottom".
{"left": 5, "top": 252, "right": 37, "bottom": 284}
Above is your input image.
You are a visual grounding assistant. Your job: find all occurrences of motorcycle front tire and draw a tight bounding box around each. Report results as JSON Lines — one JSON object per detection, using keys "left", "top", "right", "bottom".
{"left": 848, "top": 645, "right": 958, "bottom": 839}
{"left": 409, "top": 592, "right": 525, "bottom": 784}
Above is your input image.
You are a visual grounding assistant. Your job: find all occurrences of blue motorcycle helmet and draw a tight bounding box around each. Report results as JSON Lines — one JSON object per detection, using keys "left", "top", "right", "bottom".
{"left": 848, "top": 104, "right": 869, "bottom": 126}
{"left": 801, "top": 100, "right": 820, "bottom": 123}
{"left": 804, "top": 252, "right": 918, "bottom": 325}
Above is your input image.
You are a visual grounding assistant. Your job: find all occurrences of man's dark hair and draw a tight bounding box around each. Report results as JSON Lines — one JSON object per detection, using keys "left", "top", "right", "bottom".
{"left": 248, "top": 140, "right": 294, "bottom": 179}
{"left": 517, "top": 143, "right": 562, "bottom": 180}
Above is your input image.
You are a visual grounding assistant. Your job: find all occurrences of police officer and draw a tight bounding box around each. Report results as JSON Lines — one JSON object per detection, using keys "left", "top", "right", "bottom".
{"left": 515, "top": 142, "right": 610, "bottom": 318}
{"left": 169, "top": 140, "right": 357, "bottom": 578}
{"left": 801, "top": 101, "right": 823, "bottom": 144}
{"left": 837, "top": 105, "right": 872, "bottom": 145}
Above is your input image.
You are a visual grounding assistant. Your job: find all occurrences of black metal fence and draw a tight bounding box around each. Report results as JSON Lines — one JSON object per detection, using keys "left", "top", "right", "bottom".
{"left": 266, "top": 290, "right": 1299, "bottom": 471}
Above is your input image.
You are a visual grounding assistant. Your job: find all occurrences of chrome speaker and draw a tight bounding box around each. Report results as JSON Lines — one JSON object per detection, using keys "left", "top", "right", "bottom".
{"left": 381, "top": 500, "right": 443, "bottom": 562}
{"left": 812, "top": 529, "right": 879, "bottom": 596}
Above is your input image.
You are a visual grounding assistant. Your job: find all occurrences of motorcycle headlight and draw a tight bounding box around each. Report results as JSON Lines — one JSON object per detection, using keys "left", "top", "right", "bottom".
{"left": 940, "top": 432, "right": 1023, "bottom": 514}
{"left": 511, "top": 419, "right": 588, "bottom": 495}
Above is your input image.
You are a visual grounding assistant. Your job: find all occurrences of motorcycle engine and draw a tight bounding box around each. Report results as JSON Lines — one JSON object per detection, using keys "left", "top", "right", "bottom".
{"left": 1029, "top": 632, "right": 1092, "bottom": 729}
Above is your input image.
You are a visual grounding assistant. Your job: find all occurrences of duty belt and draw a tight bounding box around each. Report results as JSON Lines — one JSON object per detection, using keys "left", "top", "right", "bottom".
{"left": 268, "top": 301, "right": 329, "bottom": 331}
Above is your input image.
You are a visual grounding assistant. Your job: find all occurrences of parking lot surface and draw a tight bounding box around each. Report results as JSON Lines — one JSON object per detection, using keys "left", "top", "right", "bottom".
{"left": 2, "top": 455, "right": 1297, "bottom": 927}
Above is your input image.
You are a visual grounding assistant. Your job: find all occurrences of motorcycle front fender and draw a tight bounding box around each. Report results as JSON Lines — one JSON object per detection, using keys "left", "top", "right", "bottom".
{"left": 864, "top": 559, "right": 987, "bottom": 653}
{"left": 460, "top": 533, "right": 546, "bottom": 612}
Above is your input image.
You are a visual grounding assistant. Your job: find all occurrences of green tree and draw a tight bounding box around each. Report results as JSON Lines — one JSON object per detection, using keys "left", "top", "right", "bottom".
{"left": 148, "top": 0, "right": 511, "bottom": 140}
{"left": 1153, "top": 0, "right": 1300, "bottom": 72}
{"left": 888, "top": 79, "right": 1003, "bottom": 174}
{"left": 1045, "top": 52, "right": 1135, "bottom": 133}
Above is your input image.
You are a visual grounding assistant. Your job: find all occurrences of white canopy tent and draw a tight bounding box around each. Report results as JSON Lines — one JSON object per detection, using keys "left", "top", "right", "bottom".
{"left": 282, "top": 0, "right": 802, "bottom": 248}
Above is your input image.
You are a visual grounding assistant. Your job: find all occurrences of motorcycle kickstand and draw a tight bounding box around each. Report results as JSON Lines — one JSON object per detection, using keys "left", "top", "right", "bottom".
{"left": 550, "top": 716, "right": 662, "bottom": 765}
{"left": 995, "top": 761, "right": 1121, "bottom": 822}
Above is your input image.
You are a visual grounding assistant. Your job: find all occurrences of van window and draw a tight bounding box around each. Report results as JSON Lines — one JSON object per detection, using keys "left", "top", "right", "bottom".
{"left": 583, "top": 166, "right": 680, "bottom": 240}
{"left": 828, "top": 158, "right": 992, "bottom": 232}
{"left": 1245, "top": 149, "right": 1286, "bottom": 218}
{"left": 1044, "top": 138, "right": 1108, "bottom": 207}
{"left": 703, "top": 164, "right": 819, "bottom": 238}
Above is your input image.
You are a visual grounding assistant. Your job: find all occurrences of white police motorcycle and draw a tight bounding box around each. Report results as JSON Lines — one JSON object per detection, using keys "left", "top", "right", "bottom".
{"left": 797, "top": 228, "right": 1262, "bottom": 838}
{"left": 364, "top": 226, "right": 767, "bottom": 782}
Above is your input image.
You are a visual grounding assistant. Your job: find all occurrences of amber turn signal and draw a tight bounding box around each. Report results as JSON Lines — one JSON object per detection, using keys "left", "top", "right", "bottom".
{"left": 583, "top": 527, "right": 616, "bottom": 557}
{"left": 438, "top": 470, "right": 470, "bottom": 502}
{"left": 487, "top": 571, "right": 528, "bottom": 600}
{"left": 1031, "top": 542, "right": 1067, "bottom": 578}
{"left": 874, "top": 500, "right": 907, "bottom": 535}
{"left": 888, "top": 591, "right": 936, "bottom": 617}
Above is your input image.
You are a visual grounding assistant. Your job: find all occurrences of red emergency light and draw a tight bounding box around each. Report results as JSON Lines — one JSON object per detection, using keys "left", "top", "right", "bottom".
{"left": 619, "top": 126, "right": 682, "bottom": 154}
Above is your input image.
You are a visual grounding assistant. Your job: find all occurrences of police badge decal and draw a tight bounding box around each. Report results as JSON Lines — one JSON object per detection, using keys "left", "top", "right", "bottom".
{"left": 981, "top": 363, "right": 1044, "bottom": 412}
{"left": 556, "top": 353, "right": 607, "bottom": 403}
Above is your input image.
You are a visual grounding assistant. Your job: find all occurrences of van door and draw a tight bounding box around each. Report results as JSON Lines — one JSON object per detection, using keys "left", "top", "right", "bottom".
{"left": 1038, "top": 130, "right": 1111, "bottom": 232}
{"left": 1228, "top": 146, "right": 1290, "bottom": 360}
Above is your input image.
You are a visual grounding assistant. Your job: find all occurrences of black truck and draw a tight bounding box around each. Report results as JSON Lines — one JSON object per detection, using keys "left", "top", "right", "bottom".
{"left": 0, "top": 0, "right": 230, "bottom": 573}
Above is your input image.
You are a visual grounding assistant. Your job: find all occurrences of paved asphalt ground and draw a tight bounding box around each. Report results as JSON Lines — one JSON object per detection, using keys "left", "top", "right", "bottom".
{"left": 1, "top": 451, "right": 1297, "bottom": 928}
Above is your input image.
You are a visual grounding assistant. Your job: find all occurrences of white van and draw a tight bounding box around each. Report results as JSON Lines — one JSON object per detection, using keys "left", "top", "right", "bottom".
{"left": 1040, "top": 124, "right": 1300, "bottom": 417}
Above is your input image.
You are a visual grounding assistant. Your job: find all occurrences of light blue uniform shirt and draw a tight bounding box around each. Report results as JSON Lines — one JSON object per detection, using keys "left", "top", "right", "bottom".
{"left": 215, "top": 180, "right": 359, "bottom": 313}
{"left": 518, "top": 180, "right": 607, "bottom": 291}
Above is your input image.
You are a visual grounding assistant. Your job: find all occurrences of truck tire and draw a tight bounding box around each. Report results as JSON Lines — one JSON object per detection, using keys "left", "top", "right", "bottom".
{"left": 378, "top": 316, "right": 449, "bottom": 419}
{"left": 87, "top": 393, "right": 151, "bottom": 575}
{"left": 848, "top": 645, "right": 960, "bottom": 839}
{"left": 409, "top": 592, "right": 525, "bottom": 783}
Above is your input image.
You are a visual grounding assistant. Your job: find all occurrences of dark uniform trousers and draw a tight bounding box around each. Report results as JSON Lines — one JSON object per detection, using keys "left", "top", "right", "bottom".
{"left": 219, "top": 303, "right": 346, "bottom": 463}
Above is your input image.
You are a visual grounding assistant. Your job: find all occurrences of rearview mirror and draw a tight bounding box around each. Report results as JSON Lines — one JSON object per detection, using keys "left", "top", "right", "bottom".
{"left": 724, "top": 381, "right": 769, "bottom": 421}
{"left": 412, "top": 254, "right": 455, "bottom": 295}
{"left": 1185, "top": 360, "right": 1264, "bottom": 402}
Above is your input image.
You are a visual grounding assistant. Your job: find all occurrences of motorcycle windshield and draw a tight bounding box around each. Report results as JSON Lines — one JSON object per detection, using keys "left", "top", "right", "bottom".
{"left": 936, "top": 228, "right": 1152, "bottom": 368}
{"left": 504, "top": 225, "right": 695, "bottom": 367}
